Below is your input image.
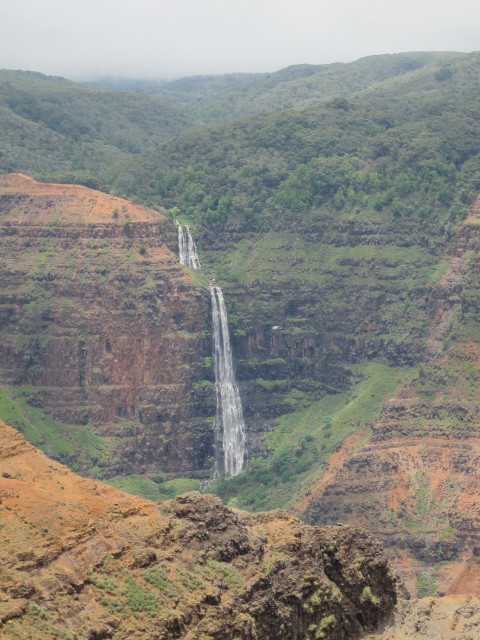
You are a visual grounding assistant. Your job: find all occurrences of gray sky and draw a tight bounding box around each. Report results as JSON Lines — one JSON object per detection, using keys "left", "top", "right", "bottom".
{"left": 1, "top": 0, "right": 479, "bottom": 80}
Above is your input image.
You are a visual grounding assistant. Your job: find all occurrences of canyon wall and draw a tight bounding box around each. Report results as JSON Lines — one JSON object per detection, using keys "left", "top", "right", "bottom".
{"left": 197, "top": 215, "right": 451, "bottom": 459}
{"left": 0, "top": 174, "right": 213, "bottom": 478}
{"left": 302, "top": 196, "right": 480, "bottom": 596}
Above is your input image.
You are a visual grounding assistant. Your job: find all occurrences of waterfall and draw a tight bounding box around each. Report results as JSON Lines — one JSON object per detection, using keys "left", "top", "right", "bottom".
{"left": 176, "top": 220, "right": 201, "bottom": 270}
{"left": 174, "top": 220, "right": 244, "bottom": 475}
{"left": 210, "top": 286, "right": 246, "bottom": 477}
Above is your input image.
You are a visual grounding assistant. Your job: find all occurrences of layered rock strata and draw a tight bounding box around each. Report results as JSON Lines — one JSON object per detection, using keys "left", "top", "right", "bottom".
{"left": 302, "top": 196, "right": 480, "bottom": 597}
{"left": 0, "top": 174, "right": 212, "bottom": 477}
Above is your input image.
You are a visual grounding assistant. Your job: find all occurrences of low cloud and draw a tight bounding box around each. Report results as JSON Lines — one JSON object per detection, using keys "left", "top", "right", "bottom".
{"left": 0, "top": 0, "right": 479, "bottom": 79}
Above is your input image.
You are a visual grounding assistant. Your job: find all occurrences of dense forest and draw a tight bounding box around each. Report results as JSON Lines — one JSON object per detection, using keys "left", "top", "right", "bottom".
{"left": 2, "top": 52, "right": 479, "bottom": 227}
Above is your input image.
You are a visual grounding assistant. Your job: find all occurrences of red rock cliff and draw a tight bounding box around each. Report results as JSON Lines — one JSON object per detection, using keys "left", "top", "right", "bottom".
{"left": 301, "top": 195, "right": 480, "bottom": 598}
{"left": 0, "top": 174, "right": 213, "bottom": 477}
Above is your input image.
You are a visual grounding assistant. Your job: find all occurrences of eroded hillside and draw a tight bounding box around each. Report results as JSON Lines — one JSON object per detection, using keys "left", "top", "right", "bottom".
{"left": 301, "top": 195, "right": 480, "bottom": 597}
{"left": 0, "top": 420, "right": 399, "bottom": 640}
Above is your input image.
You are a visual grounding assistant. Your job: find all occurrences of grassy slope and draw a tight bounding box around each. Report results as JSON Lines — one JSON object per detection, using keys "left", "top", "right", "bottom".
{"left": 0, "top": 385, "right": 203, "bottom": 500}
{"left": 106, "top": 475, "right": 201, "bottom": 501}
{"left": 0, "top": 386, "right": 107, "bottom": 473}
{"left": 215, "top": 362, "right": 414, "bottom": 511}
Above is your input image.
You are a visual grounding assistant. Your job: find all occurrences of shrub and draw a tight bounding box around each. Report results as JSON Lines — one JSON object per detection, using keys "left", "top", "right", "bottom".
{"left": 123, "top": 575, "right": 159, "bottom": 615}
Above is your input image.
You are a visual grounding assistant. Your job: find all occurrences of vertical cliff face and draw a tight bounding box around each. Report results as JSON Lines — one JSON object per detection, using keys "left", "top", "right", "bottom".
{"left": 0, "top": 174, "right": 213, "bottom": 477}
{"left": 197, "top": 217, "right": 449, "bottom": 453}
{"left": 301, "top": 196, "right": 480, "bottom": 597}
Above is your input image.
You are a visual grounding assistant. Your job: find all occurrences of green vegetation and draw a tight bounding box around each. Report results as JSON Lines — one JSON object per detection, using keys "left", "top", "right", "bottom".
{"left": 90, "top": 52, "right": 461, "bottom": 125}
{"left": 127, "top": 52, "right": 480, "bottom": 229}
{"left": 143, "top": 566, "right": 177, "bottom": 596}
{"left": 213, "top": 363, "right": 414, "bottom": 511}
{"left": 106, "top": 474, "right": 200, "bottom": 501}
{"left": 416, "top": 571, "right": 438, "bottom": 598}
{"left": 0, "top": 386, "right": 108, "bottom": 471}
{"left": 413, "top": 471, "right": 436, "bottom": 517}
{"left": 2, "top": 52, "right": 479, "bottom": 224}
{"left": 0, "top": 69, "right": 194, "bottom": 189}
{"left": 143, "top": 558, "right": 241, "bottom": 597}
{"left": 194, "top": 379, "right": 213, "bottom": 390}
{"left": 360, "top": 586, "right": 380, "bottom": 606}
{"left": 85, "top": 556, "right": 245, "bottom": 626}
{"left": 8, "top": 602, "right": 73, "bottom": 639}
{"left": 123, "top": 574, "right": 160, "bottom": 615}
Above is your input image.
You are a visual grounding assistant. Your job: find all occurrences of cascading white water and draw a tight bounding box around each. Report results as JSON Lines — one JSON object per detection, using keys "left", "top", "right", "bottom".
{"left": 174, "top": 221, "right": 244, "bottom": 475}
{"left": 176, "top": 220, "right": 201, "bottom": 270}
{"left": 210, "top": 286, "right": 246, "bottom": 477}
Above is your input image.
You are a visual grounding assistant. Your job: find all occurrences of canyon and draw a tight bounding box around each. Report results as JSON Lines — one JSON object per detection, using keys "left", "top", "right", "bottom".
{"left": 1, "top": 50, "right": 480, "bottom": 637}
{"left": 2, "top": 174, "right": 480, "bottom": 602}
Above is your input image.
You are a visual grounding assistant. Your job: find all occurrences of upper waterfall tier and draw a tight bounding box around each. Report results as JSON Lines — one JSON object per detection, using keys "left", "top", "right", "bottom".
{"left": 176, "top": 220, "right": 201, "bottom": 270}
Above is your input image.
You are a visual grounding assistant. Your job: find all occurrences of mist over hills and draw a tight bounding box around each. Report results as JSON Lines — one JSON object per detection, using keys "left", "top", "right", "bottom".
{"left": 86, "top": 51, "right": 464, "bottom": 123}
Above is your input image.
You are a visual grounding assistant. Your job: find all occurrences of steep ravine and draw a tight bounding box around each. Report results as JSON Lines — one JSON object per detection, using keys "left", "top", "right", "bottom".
{"left": 3, "top": 172, "right": 480, "bottom": 605}
{"left": 0, "top": 173, "right": 214, "bottom": 479}
{"left": 0, "top": 419, "right": 399, "bottom": 640}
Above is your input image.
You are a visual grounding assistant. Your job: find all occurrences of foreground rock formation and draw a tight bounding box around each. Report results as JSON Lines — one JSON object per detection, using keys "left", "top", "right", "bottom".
{"left": 0, "top": 420, "right": 399, "bottom": 639}
{"left": 0, "top": 173, "right": 212, "bottom": 478}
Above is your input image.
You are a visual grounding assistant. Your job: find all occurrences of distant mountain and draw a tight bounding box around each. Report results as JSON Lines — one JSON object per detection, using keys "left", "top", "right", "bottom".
{"left": 86, "top": 71, "right": 267, "bottom": 123}
{"left": 124, "top": 50, "right": 480, "bottom": 225}
{"left": 0, "top": 70, "right": 195, "bottom": 188}
{"left": 86, "top": 51, "right": 467, "bottom": 124}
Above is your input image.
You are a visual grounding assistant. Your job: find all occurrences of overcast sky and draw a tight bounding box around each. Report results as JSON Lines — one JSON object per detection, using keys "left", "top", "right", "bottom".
{"left": 1, "top": 0, "right": 479, "bottom": 80}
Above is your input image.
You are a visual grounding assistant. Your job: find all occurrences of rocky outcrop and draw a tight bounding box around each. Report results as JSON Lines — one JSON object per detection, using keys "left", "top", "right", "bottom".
{"left": 0, "top": 420, "right": 400, "bottom": 639}
{"left": 0, "top": 174, "right": 213, "bottom": 477}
